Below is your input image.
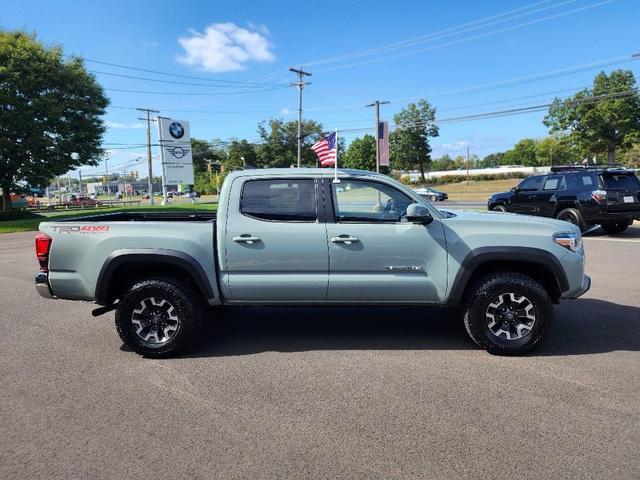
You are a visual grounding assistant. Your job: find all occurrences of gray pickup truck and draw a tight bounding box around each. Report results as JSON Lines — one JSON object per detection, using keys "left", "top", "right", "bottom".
{"left": 35, "top": 168, "right": 590, "bottom": 357}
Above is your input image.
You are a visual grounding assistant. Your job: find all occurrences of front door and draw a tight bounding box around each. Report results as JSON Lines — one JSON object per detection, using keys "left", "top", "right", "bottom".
{"left": 509, "top": 175, "right": 545, "bottom": 215}
{"left": 325, "top": 178, "right": 448, "bottom": 303}
{"left": 223, "top": 177, "right": 329, "bottom": 302}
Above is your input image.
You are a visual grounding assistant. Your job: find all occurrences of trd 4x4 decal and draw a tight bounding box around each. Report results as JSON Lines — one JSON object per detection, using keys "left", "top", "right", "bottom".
{"left": 51, "top": 225, "right": 110, "bottom": 234}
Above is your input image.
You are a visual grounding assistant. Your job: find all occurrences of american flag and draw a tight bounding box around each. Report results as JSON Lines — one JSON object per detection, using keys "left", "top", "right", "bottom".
{"left": 311, "top": 132, "right": 337, "bottom": 166}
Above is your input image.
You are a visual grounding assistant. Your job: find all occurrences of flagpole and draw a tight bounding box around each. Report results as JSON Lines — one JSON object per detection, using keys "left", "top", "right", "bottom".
{"left": 333, "top": 130, "right": 340, "bottom": 183}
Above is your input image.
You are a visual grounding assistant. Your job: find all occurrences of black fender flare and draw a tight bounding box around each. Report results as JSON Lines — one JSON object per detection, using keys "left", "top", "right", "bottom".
{"left": 447, "top": 246, "right": 569, "bottom": 305}
{"left": 95, "top": 248, "right": 215, "bottom": 305}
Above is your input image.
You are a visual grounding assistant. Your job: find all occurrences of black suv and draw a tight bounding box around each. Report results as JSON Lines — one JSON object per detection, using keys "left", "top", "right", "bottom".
{"left": 488, "top": 165, "right": 640, "bottom": 234}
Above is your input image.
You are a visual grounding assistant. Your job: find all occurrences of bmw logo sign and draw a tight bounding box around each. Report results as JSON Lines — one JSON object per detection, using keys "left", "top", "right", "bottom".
{"left": 169, "top": 121, "right": 185, "bottom": 139}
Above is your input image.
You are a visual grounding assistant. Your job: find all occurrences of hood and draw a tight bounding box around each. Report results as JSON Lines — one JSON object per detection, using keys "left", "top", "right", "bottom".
{"left": 440, "top": 209, "right": 580, "bottom": 233}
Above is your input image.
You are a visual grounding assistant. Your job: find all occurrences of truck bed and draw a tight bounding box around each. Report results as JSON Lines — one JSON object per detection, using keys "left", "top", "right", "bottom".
{"left": 53, "top": 211, "right": 216, "bottom": 223}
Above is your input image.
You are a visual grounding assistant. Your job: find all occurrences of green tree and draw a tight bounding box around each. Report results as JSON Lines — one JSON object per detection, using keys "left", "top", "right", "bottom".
{"left": 0, "top": 31, "right": 108, "bottom": 212}
{"left": 390, "top": 99, "right": 439, "bottom": 181}
{"left": 191, "top": 138, "right": 226, "bottom": 173}
{"left": 342, "top": 134, "right": 376, "bottom": 171}
{"left": 256, "top": 119, "right": 324, "bottom": 168}
{"left": 431, "top": 154, "right": 455, "bottom": 171}
{"left": 535, "top": 136, "right": 581, "bottom": 166}
{"left": 621, "top": 143, "right": 640, "bottom": 168}
{"left": 509, "top": 138, "right": 538, "bottom": 166}
{"left": 478, "top": 152, "right": 504, "bottom": 168}
{"left": 227, "top": 139, "right": 257, "bottom": 169}
{"left": 544, "top": 69, "right": 640, "bottom": 165}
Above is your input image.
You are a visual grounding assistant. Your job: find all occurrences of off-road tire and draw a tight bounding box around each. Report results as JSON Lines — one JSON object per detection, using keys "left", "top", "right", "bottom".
{"left": 462, "top": 272, "right": 553, "bottom": 356}
{"left": 601, "top": 222, "right": 629, "bottom": 235}
{"left": 491, "top": 205, "right": 507, "bottom": 212}
{"left": 556, "top": 207, "right": 585, "bottom": 232}
{"left": 115, "top": 278, "right": 203, "bottom": 358}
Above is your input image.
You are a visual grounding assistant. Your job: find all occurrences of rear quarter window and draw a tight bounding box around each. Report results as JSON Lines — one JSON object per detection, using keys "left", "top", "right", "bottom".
{"left": 600, "top": 173, "right": 640, "bottom": 189}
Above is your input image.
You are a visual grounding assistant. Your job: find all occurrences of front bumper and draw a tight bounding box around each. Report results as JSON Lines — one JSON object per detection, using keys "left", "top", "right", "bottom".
{"left": 35, "top": 271, "right": 56, "bottom": 299}
{"left": 563, "top": 274, "right": 591, "bottom": 299}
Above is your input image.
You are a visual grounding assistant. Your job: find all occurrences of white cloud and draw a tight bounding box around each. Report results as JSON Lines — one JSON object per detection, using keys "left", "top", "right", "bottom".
{"left": 440, "top": 140, "right": 469, "bottom": 151}
{"left": 176, "top": 22, "right": 275, "bottom": 72}
{"left": 247, "top": 22, "right": 270, "bottom": 35}
{"left": 106, "top": 121, "right": 145, "bottom": 130}
{"left": 280, "top": 107, "right": 292, "bottom": 116}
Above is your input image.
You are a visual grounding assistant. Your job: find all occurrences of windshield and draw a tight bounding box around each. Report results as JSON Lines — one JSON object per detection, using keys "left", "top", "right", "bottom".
{"left": 600, "top": 173, "right": 640, "bottom": 190}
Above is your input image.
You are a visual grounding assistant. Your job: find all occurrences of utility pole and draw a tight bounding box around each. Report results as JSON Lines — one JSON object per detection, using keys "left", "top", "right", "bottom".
{"left": 206, "top": 159, "right": 213, "bottom": 182}
{"left": 366, "top": 100, "right": 390, "bottom": 173}
{"left": 105, "top": 157, "right": 112, "bottom": 202}
{"left": 56, "top": 176, "right": 61, "bottom": 205}
{"left": 137, "top": 107, "right": 159, "bottom": 204}
{"left": 289, "top": 67, "right": 312, "bottom": 168}
{"left": 78, "top": 170, "right": 83, "bottom": 196}
{"left": 466, "top": 146, "right": 470, "bottom": 183}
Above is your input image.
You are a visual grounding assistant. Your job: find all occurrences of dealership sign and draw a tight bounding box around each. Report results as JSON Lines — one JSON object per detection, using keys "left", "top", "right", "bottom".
{"left": 157, "top": 117, "right": 194, "bottom": 185}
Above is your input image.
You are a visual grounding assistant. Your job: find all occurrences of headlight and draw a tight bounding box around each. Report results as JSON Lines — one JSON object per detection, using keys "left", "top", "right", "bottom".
{"left": 554, "top": 232, "right": 583, "bottom": 254}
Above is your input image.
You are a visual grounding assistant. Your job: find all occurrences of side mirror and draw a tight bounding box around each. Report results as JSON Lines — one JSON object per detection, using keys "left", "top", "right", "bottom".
{"left": 511, "top": 186, "right": 518, "bottom": 193}
{"left": 406, "top": 203, "right": 433, "bottom": 224}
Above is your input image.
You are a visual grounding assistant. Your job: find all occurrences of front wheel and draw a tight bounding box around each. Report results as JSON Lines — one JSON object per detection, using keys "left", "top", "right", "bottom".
{"left": 491, "top": 205, "right": 507, "bottom": 212}
{"left": 462, "top": 272, "right": 553, "bottom": 355}
{"left": 115, "top": 278, "right": 203, "bottom": 358}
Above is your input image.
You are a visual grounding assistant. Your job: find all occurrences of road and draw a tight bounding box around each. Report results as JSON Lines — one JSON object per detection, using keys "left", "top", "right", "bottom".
{"left": 1, "top": 227, "right": 639, "bottom": 479}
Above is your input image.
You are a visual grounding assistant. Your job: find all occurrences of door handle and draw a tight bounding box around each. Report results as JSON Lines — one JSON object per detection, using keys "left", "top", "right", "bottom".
{"left": 232, "top": 235, "right": 261, "bottom": 244}
{"left": 330, "top": 235, "right": 360, "bottom": 245}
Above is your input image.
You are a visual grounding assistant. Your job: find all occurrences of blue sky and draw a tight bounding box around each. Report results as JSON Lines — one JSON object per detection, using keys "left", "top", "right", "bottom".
{"left": 3, "top": 0, "right": 640, "bottom": 175}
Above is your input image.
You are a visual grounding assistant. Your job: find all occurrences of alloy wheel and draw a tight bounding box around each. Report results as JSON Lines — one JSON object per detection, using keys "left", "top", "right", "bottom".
{"left": 485, "top": 292, "right": 536, "bottom": 340}
{"left": 131, "top": 297, "right": 180, "bottom": 346}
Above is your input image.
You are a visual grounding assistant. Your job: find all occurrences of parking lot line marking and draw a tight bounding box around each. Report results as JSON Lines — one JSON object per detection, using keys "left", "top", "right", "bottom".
{"left": 584, "top": 237, "right": 640, "bottom": 243}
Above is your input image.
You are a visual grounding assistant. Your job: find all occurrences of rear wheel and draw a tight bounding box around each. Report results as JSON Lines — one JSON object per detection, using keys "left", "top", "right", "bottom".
{"left": 556, "top": 208, "right": 585, "bottom": 232}
{"left": 491, "top": 205, "right": 507, "bottom": 212}
{"left": 462, "top": 272, "right": 553, "bottom": 355}
{"left": 115, "top": 278, "right": 203, "bottom": 358}
{"left": 601, "top": 222, "right": 629, "bottom": 234}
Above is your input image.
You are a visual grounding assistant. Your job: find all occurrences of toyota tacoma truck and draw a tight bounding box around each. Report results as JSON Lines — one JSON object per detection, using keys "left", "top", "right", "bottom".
{"left": 35, "top": 169, "right": 590, "bottom": 357}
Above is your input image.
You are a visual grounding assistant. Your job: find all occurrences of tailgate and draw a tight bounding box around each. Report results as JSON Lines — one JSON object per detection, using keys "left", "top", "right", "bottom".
{"left": 599, "top": 172, "right": 640, "bottom": 210}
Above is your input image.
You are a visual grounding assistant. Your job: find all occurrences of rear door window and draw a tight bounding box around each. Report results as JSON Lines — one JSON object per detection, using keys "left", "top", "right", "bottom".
{"left": 543, "top": 175, "right": 566, "bottom": 191}
{"left": 600, "top": 173, "right": 640, "bottom": 190}
{"left": 241, "top": 179, "right": 317, "bottom": 221}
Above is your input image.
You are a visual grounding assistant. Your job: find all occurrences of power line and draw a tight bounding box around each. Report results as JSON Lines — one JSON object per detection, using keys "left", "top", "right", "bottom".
{"left": 89, "top": 69, "right": 288, "bottom": 88}
{"left": 303, "top": 0, "right": 564, "bottom": 67}
{"left": 389, "top": 54, "right": 638, "bottom": 103}
{"left": 335, "top": 89, "right": 639, "bottom": 133}
{"left": 71, "top": 55, "right": 285, "bottom": 86}
{"left": 109, "top": 54, "right": 626, "bottom": 114}
{"left": 103, "top": 85, "right": 288, "bottom": 96}
{"left": 314, "top": 0, "right": 616, "bottom": 73}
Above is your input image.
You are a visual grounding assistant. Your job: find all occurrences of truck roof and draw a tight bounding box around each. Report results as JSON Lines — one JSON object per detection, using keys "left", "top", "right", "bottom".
{"left": 224, "top": 168, "right": 386, "bottom": 181}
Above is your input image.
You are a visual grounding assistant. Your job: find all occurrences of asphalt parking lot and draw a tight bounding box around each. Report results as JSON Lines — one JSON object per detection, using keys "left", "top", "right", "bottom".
{"left": 1, "top": 225, "right": 639, "bottom": 479}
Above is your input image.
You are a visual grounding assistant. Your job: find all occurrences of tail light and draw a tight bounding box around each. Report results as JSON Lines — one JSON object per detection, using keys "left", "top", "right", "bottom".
{"left": 35, "top": 232, "right": 52, "bottom": 271}
{"left": 591, "top": 189, "right": 607, "bottom": 204}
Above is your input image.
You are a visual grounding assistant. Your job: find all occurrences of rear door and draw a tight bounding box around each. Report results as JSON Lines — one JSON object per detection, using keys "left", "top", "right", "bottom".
{"left": 509, "top": 175, "right": 545, "bottom": 215}
{"left": 223, "top": 177, "right": 329, "bottom": 302}
{"left": 537, "top": 175, "right": 567, "bottom": 217}
{"left": 325, "top": 178, "right": 448, "bottom": 303}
